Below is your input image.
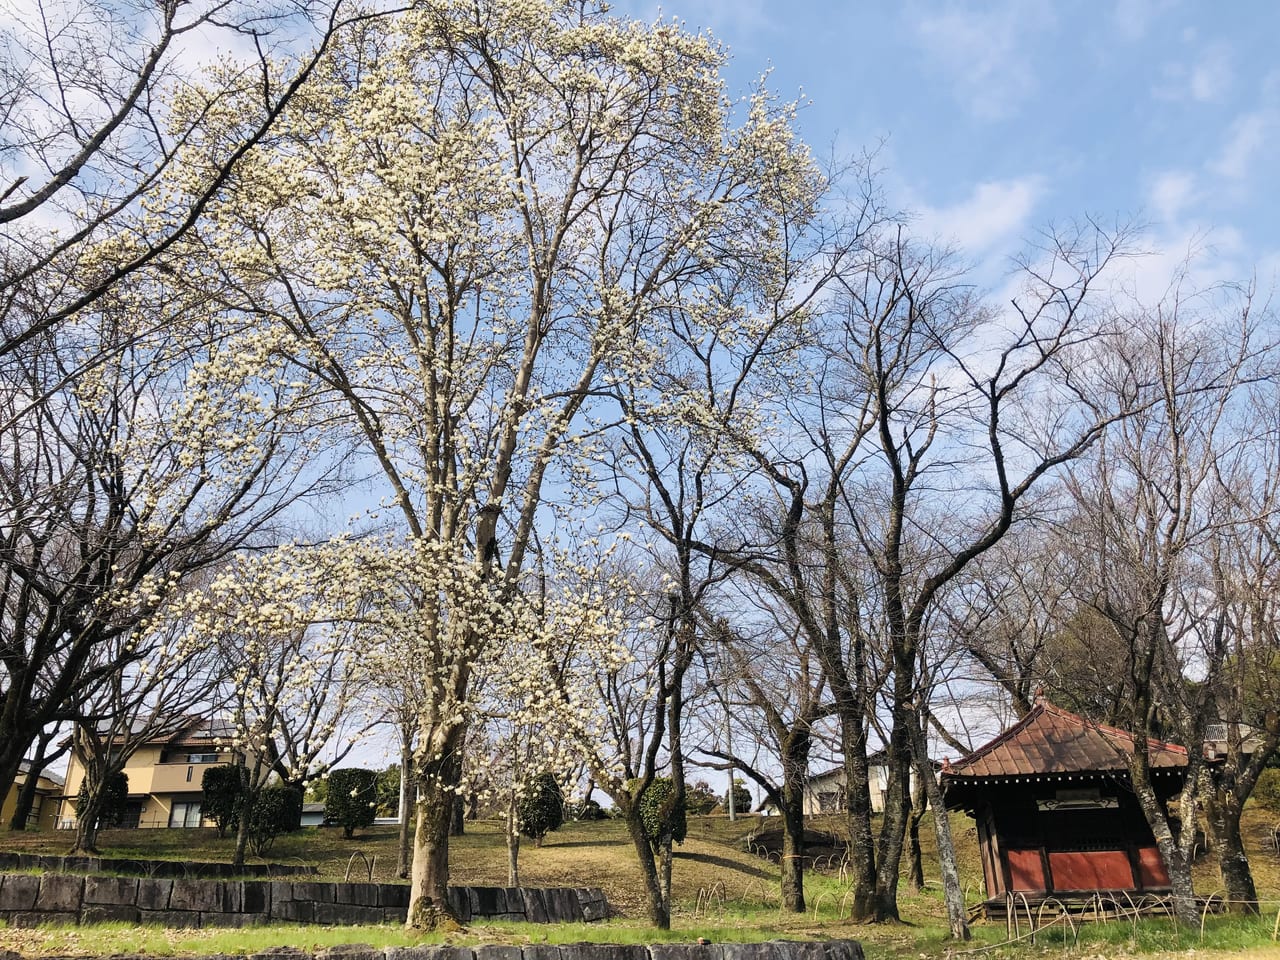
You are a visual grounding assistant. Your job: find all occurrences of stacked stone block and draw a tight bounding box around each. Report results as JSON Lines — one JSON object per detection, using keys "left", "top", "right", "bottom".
{"left": 0, "top": 874, "right": 609, "bottom": 928}
{"left": 0, "top": 852, "right": 315, "bottom": 878}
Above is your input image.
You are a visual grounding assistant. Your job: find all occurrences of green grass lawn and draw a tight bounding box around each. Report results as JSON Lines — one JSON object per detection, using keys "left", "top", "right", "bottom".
{"left": 1, "top": 808, "right": 1279, "bottom": 958}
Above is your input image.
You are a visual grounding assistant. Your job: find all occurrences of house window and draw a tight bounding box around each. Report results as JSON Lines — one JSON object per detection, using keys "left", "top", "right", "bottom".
{"left": 187, "top": 753, "right": 220, "bottom": 763}
{"left": 169, "top": 801, "right": 202, "bottom": 828}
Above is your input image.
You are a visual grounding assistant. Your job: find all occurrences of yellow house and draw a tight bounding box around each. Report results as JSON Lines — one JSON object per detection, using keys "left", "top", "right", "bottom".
{"left": 1, "top": 761, "right": 64, "bottom": 831}
{"left": 58, "top": 717, "right": 237, "bottom": 829}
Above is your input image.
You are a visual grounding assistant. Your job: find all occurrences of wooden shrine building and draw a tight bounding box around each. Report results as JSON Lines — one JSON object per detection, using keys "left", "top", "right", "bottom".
{"left": 941, "top": 699, "right": 1188, "bottom": 914}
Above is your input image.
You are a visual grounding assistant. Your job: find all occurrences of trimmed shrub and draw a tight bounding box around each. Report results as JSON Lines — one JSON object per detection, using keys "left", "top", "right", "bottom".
{"left": 78, "top": 771, "right": 129, "bottom": 827}
{"left": 574, "top": 798, "right": 607, "bottom": 821}
{"left": 325, "top": 767, "right": 379, "bottom": 839}
{"left": 247, "top": 785, "right": 302, "bottom": 854}
{"left": 726, "top": 778, "right": 752, "bottom": 814}
{"left": 628, "top": 776, "right": 686, "bottom": 847}
{"left": 201, "top": 765, "right": 244, "bottom": 838}
{"left": 517, "top": 772, "right": 564, "bottom": 845}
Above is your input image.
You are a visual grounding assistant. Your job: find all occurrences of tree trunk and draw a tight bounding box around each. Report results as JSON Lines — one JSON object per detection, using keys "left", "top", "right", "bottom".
{"left": 869, "top": 696, "right": 913, "bottom": 922}
{"left": 911, "top": 714, "right": 969, "bottom": 940}
{"left": 231, "top": 762, "right": 257, "bottom": 871}
{"left": 658, "top": 832, "right": 673, "bottom": 922}
{"left": 841, "top": 715, "right": 879, "bottom": 921}
{"left": 9, "top": 732, "right": 61, "bottom": 831}
{"left": 1202, "top": 786, "right": 1258, "bottom": 914}
{"left": 904, "top": 773, "right": 925, "bottom": 895}
{"left": 407, "top": 763, "right": 458, "bottom": 930}
{"left": 779, "top": 731, "right": 810, "bottom": 912}
{"left": 397, "top": 749, "right": 414, "bottom": 880}
{"left": 10, "top": 769, "right": 44, "bottom": 831}
{"left": 622, "top": 808, "right": 669, "bottom": 929}
{"left": 450, "top": 794, "right": 465, "bottom": 836}
{"left": 0, "top": 745, "right": 32, "bottom": 829}
{"left": 780, "top": 787, "right": 806, "bottom": 912}
{"left": 905, "top": 772, "right": 926, "bottom": 894}
{"left": 1130, "top": 769, "right": 1200, "bottom": 927}
{"left": 232, "top": 803, "right": 252, "bottom": 869}
{"left": 70, "top": 791, "right": 103, "bottom": 854}
{"left": 506, "top": 792, "right": 521, "bottom": 887}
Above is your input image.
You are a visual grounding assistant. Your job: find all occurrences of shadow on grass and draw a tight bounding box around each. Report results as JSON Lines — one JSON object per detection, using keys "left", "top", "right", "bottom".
{"left": 673, "top": 850, "right": 773, "bottom": 879}
{"left": 540, "top": 838, "right": 631, "bottom": 849}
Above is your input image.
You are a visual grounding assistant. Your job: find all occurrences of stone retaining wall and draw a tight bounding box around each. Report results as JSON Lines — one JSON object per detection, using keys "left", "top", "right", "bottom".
{"left": 0, "top": 874, "right": 608, "bottom": 928}
{"left": 1, "top": 939, "right": 864, "bottom": 960}
{"left": 0, "top": 853, "right": 315, "bottom": 878}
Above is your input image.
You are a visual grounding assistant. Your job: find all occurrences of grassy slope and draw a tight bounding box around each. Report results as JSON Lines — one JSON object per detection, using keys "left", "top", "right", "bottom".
{"left": 1, "top": 806, "right": 1278, "bottom": 957}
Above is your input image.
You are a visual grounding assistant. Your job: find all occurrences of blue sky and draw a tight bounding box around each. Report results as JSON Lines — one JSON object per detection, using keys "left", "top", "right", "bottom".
{"left": 620, "top": 0, "right": 1280, "bottom": 298}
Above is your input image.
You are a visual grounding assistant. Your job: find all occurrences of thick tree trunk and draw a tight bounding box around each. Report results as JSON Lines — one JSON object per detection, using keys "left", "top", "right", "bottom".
{"left": 780, "top": 788, "right": 806, "bottom": 912}
{"left": 70, "top": 792, "right": 103, "bottom": 854}
{"left": 10, "top": 732, "right": 61, "bottom": 831}
{"left": 841, "top": 716, "right": 878, "bottom": 921}
{"left": 658, "top": 833, "right": 673, "bottom": 921}
{"left": 10, "top": 770, "right": 44, "bottom": 831}
{"left": 1202, "top": 787, "right": 1258, "bottom": 914}
{"left": 1131, "top": 769, "right": 1199, "bottom": 927}
{"left": 779, "top": 731, "right": 810, "bottom": 912}
{"left": 623, "top": 810, "right": 669, "bottom": 929}
{"left": 870, "top": 706, "right": 913, "bottom": 922}
{"left": 407, "top": 764, "right": 457, "bottom": 930}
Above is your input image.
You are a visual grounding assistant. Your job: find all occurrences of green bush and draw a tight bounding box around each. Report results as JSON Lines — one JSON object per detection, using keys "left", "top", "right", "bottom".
{"left": 375, "top": 764, "right": 401, "bottom": 817}
{"left": 574, "top": 798, "right": 607, "bottom": 821}
{"left": 517, "top": 772, "right": 564, "bottom": 845}
{"left": 247, "top": 786, "right": 302, "bottom": 854}
{"left": 1253, "top": 767, "right": 1280, "bottom": 813}
{"left": 628, "top": 776, "right": 686, "bottom": 847}
{"left": 325, "top": 768, "right": 379, "bottom": 839}
{"left": 726, "top": 778, "right": 752, "bottom": 814}
{"left": 685, "top": 780, "right": 718, "bottom": 815}
{"left": 201, "top": 765, "right": 244, "bottom": 838}
{"left": 78, "top": 771, "right": 129, "bottom": 827}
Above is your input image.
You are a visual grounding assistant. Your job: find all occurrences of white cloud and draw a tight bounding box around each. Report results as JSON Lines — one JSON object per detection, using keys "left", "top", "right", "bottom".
{"left": 1210, "top": 110, "right": 1272, "bottom": 180}
{"left": 1189, "top": 45, "right": 1233, "bottom": 101}
{"left": 908, "top": 1, "right": 1055, "bottom": 120}
{"left": 1111, "top": 0, "right": 1169, "bottom": 42}
{"left": 1155, "top": 42, "right": 1233, "bottom": 103}
{"left": 1147, "top": 170, "right": 1195, "bottom": 224}
{"left": 912, "top": 177, "right": 1045, "bottom": 256}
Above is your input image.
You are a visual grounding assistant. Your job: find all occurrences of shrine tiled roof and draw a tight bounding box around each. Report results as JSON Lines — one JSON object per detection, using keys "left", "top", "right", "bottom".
{"left": 942, "top": 699, "right": 1188, "bottom": 779}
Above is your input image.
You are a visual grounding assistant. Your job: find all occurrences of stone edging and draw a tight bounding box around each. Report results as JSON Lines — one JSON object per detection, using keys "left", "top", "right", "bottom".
{"left": 0, "top": 875, "right": 609, "bottom": 927}
{"left": 0, "top": 852, "right": 316, "bottom": 878}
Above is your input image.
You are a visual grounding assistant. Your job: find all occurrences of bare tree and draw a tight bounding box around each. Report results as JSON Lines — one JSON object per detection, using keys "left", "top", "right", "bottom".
{"left": 68, "top": 614, "right": 224, "bottom": 852}
{"left": 695, "top": 609, "right": 831, "bottom": 912}
{"left": 1061, "top": 291, "right": 1269, "bottom": 925}
{"left": 715, "top": 221, "right": 1138, "bottom": 937}
{"left": 0, "top": 0, "right": 394, "bottom": 357}
{"left": 0, "top": 294, "right": 321, "bottom": 813}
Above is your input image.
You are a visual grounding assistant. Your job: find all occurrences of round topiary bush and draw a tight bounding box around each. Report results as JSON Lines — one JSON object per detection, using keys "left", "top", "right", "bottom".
{"left": 201, "top": 764, "right": 244, "bottom": 838}
{"left": 517, "top": 772, "right": 564, "bottom": 845}
{"left": 325, "top": 768, "right": 379, "bottom": 839}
